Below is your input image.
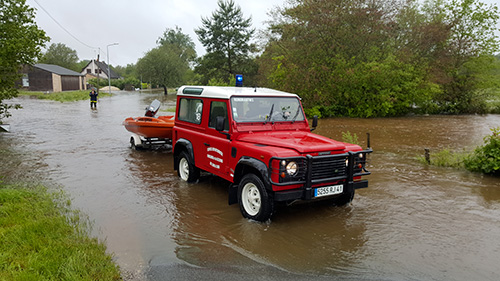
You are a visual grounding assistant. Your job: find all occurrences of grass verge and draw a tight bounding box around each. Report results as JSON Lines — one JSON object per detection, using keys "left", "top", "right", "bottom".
{"left": 0, "top": 183, "right": 121, "bottom": 280}
{"left": 18, "top": 90, "right": 111, "bottom": 103}
{"left": 417, "top": 148, "right": 468, "bottom": 168}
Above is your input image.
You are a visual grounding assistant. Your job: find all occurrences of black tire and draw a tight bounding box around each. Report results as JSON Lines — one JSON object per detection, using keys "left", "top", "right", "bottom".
{"left": 238, "top": 173, "right": 274, "bottom": 222}
{"left": 332, "top": 186, "right": 355, "bottom": 206}
{"left": 130, "top": 137, "right": 141, "bottom": 150}
{"left": 177, "top": 151, "right": 200, "bottom": 183}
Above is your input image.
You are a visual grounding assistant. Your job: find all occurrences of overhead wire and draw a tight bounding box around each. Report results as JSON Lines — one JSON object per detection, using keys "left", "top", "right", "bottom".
{"left": 32, "top": 0, "right": 120, "bottom": 66}
{"left": 32, "top": 0, "right": 98, "bottom": 50}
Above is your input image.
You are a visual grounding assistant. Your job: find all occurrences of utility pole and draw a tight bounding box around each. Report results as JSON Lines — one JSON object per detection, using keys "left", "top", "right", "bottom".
{"left": 96, "top": 48, "right": 100, "bottom": 94}
{"left": 106, "top": 43, "right": 119, "bottom": 95}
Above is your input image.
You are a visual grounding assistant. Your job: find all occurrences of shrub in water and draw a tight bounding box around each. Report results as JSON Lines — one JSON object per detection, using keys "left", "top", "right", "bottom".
{"left": 342, "top": 131, "right": 359, "bottom": 145}
{"left": 464, "top": 127, "right": 500, "bottom": 175}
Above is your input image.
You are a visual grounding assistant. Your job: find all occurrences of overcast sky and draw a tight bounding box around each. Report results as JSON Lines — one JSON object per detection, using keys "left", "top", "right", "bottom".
{"left": 25, "top": 0, "right": 285, "bottom": 67}
{"left": 26, "top": 0, "right": 499, "bottom": 67}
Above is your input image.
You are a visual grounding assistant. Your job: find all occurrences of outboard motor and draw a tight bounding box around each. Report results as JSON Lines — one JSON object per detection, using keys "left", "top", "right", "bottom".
{"left": 145, "top": 99, "right": 161, "bottom": 117}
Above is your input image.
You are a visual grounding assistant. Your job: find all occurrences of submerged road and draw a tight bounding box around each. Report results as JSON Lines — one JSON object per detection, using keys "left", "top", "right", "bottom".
{"left": 2, "top": 91, "right": 500, "bottom": 280}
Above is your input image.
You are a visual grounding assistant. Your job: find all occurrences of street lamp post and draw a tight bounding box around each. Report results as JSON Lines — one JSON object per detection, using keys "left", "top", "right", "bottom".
{"left": 106, "top": 43, "right": 119, "bottom": 95}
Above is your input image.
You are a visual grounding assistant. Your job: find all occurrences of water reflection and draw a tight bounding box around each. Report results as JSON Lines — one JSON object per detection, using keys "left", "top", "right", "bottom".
{"left": 123, "top": 147, "right": 367, "bottom": 276}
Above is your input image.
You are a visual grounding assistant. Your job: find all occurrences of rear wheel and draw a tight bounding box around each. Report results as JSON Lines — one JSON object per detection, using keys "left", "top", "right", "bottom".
{"left": 238, "top": 174, "right": 274, "bottom": 222}
{"left": 177, "top": 151, "right": 199, "bottom": 182}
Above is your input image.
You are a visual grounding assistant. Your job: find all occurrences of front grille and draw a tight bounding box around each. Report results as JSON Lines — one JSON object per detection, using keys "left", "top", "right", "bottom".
{"left": 269, "top": 149, "right": 372, "bottom": 186}
{"left": 311, "top": 155, "right": 348, "bottom": 180}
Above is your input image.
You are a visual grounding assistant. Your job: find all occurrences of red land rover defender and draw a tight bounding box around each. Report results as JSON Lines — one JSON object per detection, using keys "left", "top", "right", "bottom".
{"left": 173, "top": 86, "right": 372, "bottom": 221}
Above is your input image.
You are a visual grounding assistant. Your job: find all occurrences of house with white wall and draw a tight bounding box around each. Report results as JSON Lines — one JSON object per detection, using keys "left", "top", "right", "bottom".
{"left": 81, "top": 59, "right": 119, "bottom": 81}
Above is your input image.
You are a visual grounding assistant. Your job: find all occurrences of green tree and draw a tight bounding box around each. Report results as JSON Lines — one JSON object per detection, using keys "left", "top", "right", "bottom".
{"left": 258, "top": 0, "right": 499, "bottom": 117}
{"left": 259, "top": 0, "right": 438, "bottom": 117}
{"left": 76, "top": 60, "right": 89, "bottom": 72}
{"left": 113, "top": 63, "right": 137, "bottom": 79}
{"left": 0, "top": 0, "right": 49, "bottom": 123}
{"left": 39, "top": 43, "right": 79, "bottom": 71}
{"left": 157, "top": 26, "right": 196, "bottom": 63}
{"left": 135, "top": 27, "right": 196, "bottom": 94}
{"left": 136, "top": 45, "right": 188, "bottom": 95}
{"left": 194, "top": 0, "right": 256, "bottom": 84}
{"left": 436, "top": 0, "right": 500, "bottom": 113}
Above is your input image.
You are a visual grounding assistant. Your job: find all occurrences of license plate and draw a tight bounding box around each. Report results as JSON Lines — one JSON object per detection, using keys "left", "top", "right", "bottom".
{"left": 314, "top": 184, "right": 343, "bottom": 198}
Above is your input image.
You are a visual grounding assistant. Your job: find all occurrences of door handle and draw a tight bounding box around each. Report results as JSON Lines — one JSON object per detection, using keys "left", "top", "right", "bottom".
{"left": 204, "top": 143, "right": 210, "bottom": 146}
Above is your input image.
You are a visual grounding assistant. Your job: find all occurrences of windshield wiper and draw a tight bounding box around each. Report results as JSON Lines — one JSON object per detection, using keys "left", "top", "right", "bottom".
{"left": 291, "top": 106, "right": 301, "bottom": 123}
{"left": 265, "top": 104, "right": 274, "bottom": 124}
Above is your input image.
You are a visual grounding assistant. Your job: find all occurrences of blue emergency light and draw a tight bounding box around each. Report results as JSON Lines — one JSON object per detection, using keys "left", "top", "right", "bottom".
{"left": 235, "top": 74, "right": 243, "bottom": 87}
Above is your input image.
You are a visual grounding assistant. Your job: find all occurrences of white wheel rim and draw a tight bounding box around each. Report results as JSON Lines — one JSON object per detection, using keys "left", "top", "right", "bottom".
{"left": 179, "top": 157, "right": 189, "bottom": 181}
{"left": 241, "top": 182, "right": 261, "bottom": 216}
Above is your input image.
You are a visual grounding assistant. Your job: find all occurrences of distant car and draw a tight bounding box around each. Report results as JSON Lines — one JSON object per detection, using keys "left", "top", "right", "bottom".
{"left": 172, "top": 86, "right": 372, "bottom": 221}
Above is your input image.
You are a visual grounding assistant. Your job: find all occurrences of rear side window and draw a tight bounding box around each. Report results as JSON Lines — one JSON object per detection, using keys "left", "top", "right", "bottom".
{"left": 178, "top": 98, "right": 203, "bottom": 124}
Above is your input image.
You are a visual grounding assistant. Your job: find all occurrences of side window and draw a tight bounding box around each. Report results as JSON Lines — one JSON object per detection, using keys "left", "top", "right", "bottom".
{"left": 209, "top": 101, "right": 228, "bottom": 130}
{"left": 178, "top": 98, "right": 203, "bottom": 124}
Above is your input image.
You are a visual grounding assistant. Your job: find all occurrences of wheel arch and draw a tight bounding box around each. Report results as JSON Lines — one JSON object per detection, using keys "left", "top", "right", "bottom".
{"left": 173, "top": 138, "right": 195, "bottom": 170}
{"left": 234, "top": 156, "right": 271, "bottom": 189}
{"left": 229, "top": 156, "right": 272, "bottom": 205}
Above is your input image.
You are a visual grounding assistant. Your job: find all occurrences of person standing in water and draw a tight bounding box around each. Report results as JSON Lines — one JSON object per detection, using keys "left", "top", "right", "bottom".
{"left": 89, "top": 88, "right": 98, "bottom": 109}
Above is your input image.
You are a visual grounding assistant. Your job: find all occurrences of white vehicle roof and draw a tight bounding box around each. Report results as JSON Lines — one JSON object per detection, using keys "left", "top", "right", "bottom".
{"left": 176, "top": 85, "right": 300, "bottom": 100}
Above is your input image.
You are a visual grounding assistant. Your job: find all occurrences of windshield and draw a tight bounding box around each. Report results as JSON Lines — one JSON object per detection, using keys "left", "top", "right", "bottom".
{"left": 231, "top": 96, "right": 305, "bottom": 123}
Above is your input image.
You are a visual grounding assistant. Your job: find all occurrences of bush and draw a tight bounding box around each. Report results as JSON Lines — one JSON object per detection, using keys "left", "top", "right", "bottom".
{"left": 342, "top": 131, "right": 359, "bottom": 145}
{"left": 464, "top": 127, "right": 500, "bottom": 175}
{"left": 304, "top": 106, "right": 322, "bottom": 119}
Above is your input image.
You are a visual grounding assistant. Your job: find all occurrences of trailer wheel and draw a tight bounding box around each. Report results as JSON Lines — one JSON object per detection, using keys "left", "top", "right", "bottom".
{"left": 238, "top": 174, "right": 274, "bottom": 222}
{"left": 130, "top": 136, "right": 142, "bottom": 150}
{"left": 177, "top": 151, "right": 199, "bottom": 182}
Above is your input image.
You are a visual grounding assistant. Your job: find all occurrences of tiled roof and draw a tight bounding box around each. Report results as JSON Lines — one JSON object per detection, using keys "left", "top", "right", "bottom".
{"left": 34, "top": 63, "right": 83, "bottom": 76}
{"left": 82, "top": 60, "right": 120, "bottom": 79}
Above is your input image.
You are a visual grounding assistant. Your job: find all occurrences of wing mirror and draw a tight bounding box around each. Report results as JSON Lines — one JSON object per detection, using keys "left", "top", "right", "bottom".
{"left": 216, "top": 116, "right": 231, "bottom": 140}
{"left": 310, "top": 115, "right": 318, "bottom": 132}
{"left": 216, "top": 116, "right": 225, "bottom": 132}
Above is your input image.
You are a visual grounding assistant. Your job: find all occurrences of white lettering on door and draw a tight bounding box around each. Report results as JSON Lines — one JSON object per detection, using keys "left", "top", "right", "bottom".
{"left": 207, "top": 147, "right": 223, "bottom": 169}
{"left": 207, "top": 147, "right": 223, "bottom": 156}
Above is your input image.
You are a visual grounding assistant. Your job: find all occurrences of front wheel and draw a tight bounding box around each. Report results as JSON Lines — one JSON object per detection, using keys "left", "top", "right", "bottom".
{"left": 238, "top": 174, "right": 274, "bottom": 222}
{"left": 331, "top": 186, "right": 354, "bottom": 206}
{"left": 177, "top": 151, "right": 199, "bottom": 183}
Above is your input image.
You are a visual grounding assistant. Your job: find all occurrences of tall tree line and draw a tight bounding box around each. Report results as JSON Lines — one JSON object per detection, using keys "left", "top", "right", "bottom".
{"left": 257, "top": 0, "right": 500, "bottom": 117}
{"left": 4, "top": 0, "right": 497, "bottom": 120}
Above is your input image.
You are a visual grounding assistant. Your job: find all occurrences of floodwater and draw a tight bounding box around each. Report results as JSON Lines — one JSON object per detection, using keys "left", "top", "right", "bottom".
{"left": 2, "top": 91, "right": 500, "bottom": 280}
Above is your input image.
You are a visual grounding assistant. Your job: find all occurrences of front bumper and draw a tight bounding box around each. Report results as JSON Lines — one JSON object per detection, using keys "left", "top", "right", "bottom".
{"left": 273, "top": 180, "right": 368, "bottom": 202}
{"left": 269, "top": 149, "right": 372, "bottom": 202}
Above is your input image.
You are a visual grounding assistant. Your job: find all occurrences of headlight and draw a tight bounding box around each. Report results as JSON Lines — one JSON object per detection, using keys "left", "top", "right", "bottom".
{"left": 286, "top": 161, "right": 298, "bottom": 176}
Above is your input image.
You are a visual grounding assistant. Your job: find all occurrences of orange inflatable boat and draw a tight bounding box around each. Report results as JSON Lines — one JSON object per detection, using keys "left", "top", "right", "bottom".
{"left": 123, "top": 115, "right": 174, "bottom": 139}
{"left": 123, "top": 99, "right": 174, "bottom": 139}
